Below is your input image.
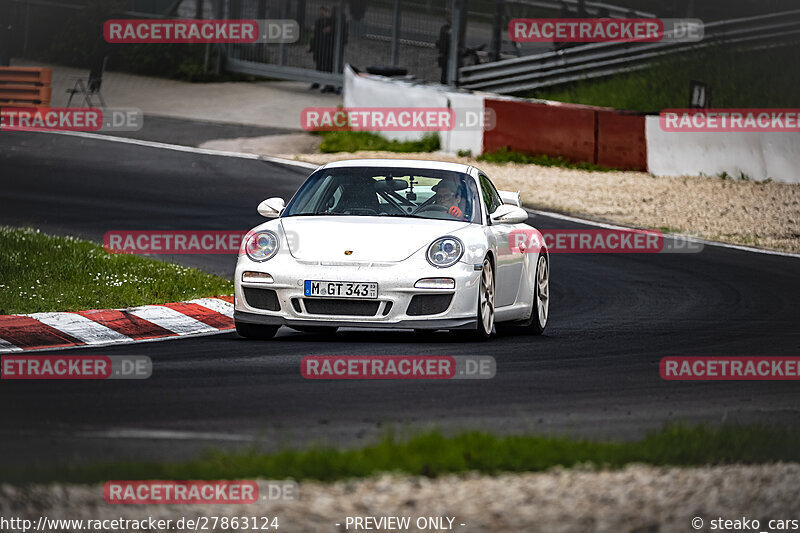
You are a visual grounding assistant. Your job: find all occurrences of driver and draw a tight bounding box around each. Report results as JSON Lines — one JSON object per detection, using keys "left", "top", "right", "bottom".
{"left": 430, "top": 178, "right": 466, "bottom": 218}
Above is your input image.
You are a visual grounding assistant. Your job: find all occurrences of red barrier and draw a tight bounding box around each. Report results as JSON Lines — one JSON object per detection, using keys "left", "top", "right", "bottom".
{"left": 596, "top": 110, "right": 647, "bottom": 170}
{"left": 483, "top": 99, "right": 596, "bottom": 163}
{"left": 482, "top": 98, "right": 648, "bottom": 171}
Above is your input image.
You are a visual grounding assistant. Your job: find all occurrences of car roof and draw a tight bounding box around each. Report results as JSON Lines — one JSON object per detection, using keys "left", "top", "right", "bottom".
{"left": 319, "top": 159, "right": 475, "bottom": 175}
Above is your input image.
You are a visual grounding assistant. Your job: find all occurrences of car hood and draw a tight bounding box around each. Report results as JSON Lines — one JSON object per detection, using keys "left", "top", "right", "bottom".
{"left": 280, "top": 216, "right": 471, "bottom": 263}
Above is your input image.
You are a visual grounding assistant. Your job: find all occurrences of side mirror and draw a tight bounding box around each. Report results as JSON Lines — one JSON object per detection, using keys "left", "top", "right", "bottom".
{"left": 490, "top": 204, "right": 529, "bottom": 225}
{"left": 257, "top": 197, "right": 285, "bottom": 218}
{"left": 498, "top": 190, "right": 522, "bottom": 207}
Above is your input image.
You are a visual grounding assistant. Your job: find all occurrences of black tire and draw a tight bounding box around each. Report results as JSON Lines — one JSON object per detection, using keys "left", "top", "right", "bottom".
{"left": 468, "top": 257, "right": 494, "bottom": 341}
{"left": 496, "top": 253, "right": 549, "bottom": 336}
{"left": 235, "top": 321, "right": 279, "bottom": 339}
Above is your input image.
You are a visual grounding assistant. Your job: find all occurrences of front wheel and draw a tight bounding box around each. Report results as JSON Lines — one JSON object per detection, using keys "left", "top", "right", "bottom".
{"left": 235, "top": 321, "right": 279, "bottom": 339}
{"left": 496, "top": 253, "right": 549, "bottom": 336}
{"left": 468, "top": 257, "right": 494, "bottom": 341}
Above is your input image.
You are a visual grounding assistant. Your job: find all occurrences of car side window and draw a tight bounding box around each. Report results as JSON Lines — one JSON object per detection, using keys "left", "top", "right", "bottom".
{"left": 479, "top": 173, "right": 503, "bottom": 216}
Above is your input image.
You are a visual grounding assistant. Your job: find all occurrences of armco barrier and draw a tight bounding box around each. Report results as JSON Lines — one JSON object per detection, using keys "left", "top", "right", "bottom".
{"left": 0, "top": 67, "right": 53, "bottom": 108}
{"left": 483, "top": 99, "right": 597, "bottom": 163}
{"left": 343, "top": 66, "right": 647, "bottom": 165}
{"left": 645, "top": 115, "right": 800, "bottom": 184}
{"left": 597, "top": 110, "right": 647, "bottom": 170}
{"left": 343, "top": 68, "right": 797, "bottom": 180}
{"left": 483, "top": 98, "right": 647, "bottom": 170}
{"left": 343, "top": 65, "right": 485, "bottom": 156}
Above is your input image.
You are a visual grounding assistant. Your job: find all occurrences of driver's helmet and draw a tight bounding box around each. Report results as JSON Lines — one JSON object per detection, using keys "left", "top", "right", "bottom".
{"left": 431, "top": 177, "right": 461, "bottom": 197}
{"left": 431, "top": 177, "right": 466, "bottom": 218}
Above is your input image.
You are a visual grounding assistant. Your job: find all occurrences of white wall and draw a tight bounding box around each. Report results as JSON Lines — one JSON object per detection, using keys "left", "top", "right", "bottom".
{"left": 646, "top": 116, "right": 800, "bottom": 184}
{"left": 343, "top": 65, "right": 485, "bottom": 156}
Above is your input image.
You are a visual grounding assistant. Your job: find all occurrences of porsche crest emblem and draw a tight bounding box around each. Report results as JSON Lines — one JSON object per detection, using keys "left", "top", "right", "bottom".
{"left": 344, "top": 250, "right": 353, "bottom": 255}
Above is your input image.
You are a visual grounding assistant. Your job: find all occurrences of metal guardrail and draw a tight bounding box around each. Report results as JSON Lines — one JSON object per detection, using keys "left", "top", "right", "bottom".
{"left": 459, "top": 10, "right": 800, "bottom": 94}
{"left": 506, "top": 0, "right": 655, "bottom": 19}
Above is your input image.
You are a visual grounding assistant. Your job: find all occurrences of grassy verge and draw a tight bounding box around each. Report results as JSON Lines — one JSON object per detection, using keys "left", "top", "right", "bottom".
{"left": 0, "top": 227, "right": 232, "bottom": 315}
{"left": 532, "top": 44, "right": 800, "bottom": 111}
{"left": 7, "top": 425, "right": 800, "bottom": 484}
{"left": 478, "top": 147, "right": 615, "bottom": 171}
{"left": 319, "top": 131, "right": 440, "bottom": 154}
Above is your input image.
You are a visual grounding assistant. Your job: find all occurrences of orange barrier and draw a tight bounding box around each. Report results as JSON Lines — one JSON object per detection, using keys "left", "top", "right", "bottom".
{"left": 484, "top": 99, "right": 596, "bottom": 163}
{"left": 483, "top": 98, "right": 648, "bottom": 171}
{"left": 0, "top": 67, "right": 53, "bottom": 107}
{"left": 596, "top": 110, "right": 647, "bottom": 170}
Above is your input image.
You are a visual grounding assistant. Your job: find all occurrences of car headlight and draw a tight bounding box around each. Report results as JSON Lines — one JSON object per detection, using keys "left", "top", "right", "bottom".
{"left": 426, "top": 236, "right": 464, "bottom": 268}
{"left": 245, "top": 231, "right": 279, "bottom": 262}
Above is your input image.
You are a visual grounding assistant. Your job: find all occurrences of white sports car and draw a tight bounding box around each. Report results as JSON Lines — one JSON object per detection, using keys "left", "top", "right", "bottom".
{"left": 233, "top": 159, "right": 549, "bottom": 340}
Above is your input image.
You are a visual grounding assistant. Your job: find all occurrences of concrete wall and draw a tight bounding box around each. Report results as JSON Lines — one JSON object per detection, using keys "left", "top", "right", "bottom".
{"left": 483, "top": 98, "right": 648, "bottom": 171}
{"left": 343, "top": 66, "right": 485, "bottom": 156}
{"left": 344, "top": 66, "right": 799, "bottom": 183}
{"left": 646, "top": 116, "right": 800, "bottom": 183}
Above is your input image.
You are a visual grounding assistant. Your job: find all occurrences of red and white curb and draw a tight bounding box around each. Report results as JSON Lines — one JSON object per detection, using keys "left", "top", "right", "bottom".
{"left": 0, "top": 296, "right": 235, "bottom": 354}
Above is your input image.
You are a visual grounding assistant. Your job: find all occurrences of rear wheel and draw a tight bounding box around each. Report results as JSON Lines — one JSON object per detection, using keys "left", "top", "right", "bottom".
{"left": 530, "top": 253, "right": 549, "bottom": 335}
{"left": 235, "top": 321, "right": 279, "bottom": 339}
{"left": 468, "top": 257, "right": 494, "bottom": 341}
{"left": 497, "top": 254, "right": 549, "bottom": 336}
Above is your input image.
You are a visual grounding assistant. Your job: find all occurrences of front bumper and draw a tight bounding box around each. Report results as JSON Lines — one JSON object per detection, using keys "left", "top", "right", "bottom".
{"left": 234, "top": 256, "right": 481, "bottom": 330}
{"left": 234, "top": 310, "right": 476, "bottom": 330}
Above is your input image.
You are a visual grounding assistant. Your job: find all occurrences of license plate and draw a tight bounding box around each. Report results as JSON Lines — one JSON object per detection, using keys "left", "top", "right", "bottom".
{"left": 304, "top": 280, "right": 378, "bottom": 299}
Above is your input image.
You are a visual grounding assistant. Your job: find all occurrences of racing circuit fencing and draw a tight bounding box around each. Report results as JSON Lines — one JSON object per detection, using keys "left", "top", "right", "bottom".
{"left": 459, "top": 9, "right": 800, "bottom": 93}
{"left": 218, "top": 0, "right": 655, "bottom": 86}
{"left": 4, "top": 0, "right": 800, "bottom": 90}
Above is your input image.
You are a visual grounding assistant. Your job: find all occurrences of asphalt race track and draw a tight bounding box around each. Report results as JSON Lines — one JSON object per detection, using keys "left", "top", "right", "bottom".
{"left": 1, "top": 130, "right": 799, "bottom": 467}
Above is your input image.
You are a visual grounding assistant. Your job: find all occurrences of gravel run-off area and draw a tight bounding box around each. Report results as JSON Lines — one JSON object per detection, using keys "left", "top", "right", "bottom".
{"left": 290, "top": 151, "right": 800, "bottom": 254}
{"left": 3, "top": 464, "right": 799, "bottom": 532}
{"left": 199, "top": 135, "right": 800, "bottom": 254}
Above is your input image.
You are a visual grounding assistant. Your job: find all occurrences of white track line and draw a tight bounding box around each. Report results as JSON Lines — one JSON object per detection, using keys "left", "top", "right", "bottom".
{"left": 28, "top": 312, "right": 132, "bottom": 344}
{"left": 529, "top": 208, "right": 800, "bottom": 259}
{"left": 41, "top": 130, "right": 318, "bottom": 169}
{"left": 37, "top": 130, "right": 798, "bottom": 259}
{"left": 128, "top": 305, "right": 219, "bottom": 335}
{"left": 188, "top": 297, "right": 235, "bottom": 318}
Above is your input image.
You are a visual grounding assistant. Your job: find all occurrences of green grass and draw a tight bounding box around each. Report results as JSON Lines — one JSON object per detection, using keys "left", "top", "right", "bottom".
{"left": 319, "top": 131, "right": 440, "bottom": 153}
{"left": 7, "top": 425, "right": 800, "bottom": 485}
{"left": 0, "top": 227, "right": 232, "bottom": 315}
{"left": 532, "top": 44, "right": 800, "bottom": 112}
{"left": 478, "top": 147, "right": 615, "bottom": 171}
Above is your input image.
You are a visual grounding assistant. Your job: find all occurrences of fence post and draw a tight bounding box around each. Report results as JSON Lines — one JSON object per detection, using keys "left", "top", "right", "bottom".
{"left": 214, "top": 0, "right": 225, "bottom": 74}
{"left": 332, "top": 0, "right": 345, "bottom": 74}
{"left": 491, "top": 0, "right": 503, "bottom": 62}
{"left": 23, "top": 0, "right": 30, "bottom": 57}
{"left": 278, "top": 0, "right": 288, "bottom": 65}
{"left": 0, "top": 0, "right": 11, "bottom": 66}
{"left": 390, "top": 0, "right": 401, "bottom": 67}
{"left": 446, "top": 0, "right": 463, "bottom": 85}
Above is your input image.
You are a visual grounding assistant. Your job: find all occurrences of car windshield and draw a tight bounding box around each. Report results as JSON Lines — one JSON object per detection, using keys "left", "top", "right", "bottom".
{"left": 282, "top": 167, "right": 482, "bottom": 223}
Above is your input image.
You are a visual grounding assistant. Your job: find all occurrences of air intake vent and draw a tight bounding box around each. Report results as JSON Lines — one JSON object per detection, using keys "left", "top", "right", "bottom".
{"left": 243, "top": 288, "right": 280, "bottom": 311}
{"left": 407, "top": 294, "right": 453, "bottom": 316}
{"left": 303, "top": 299, "right": 380, "bottom": 316}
